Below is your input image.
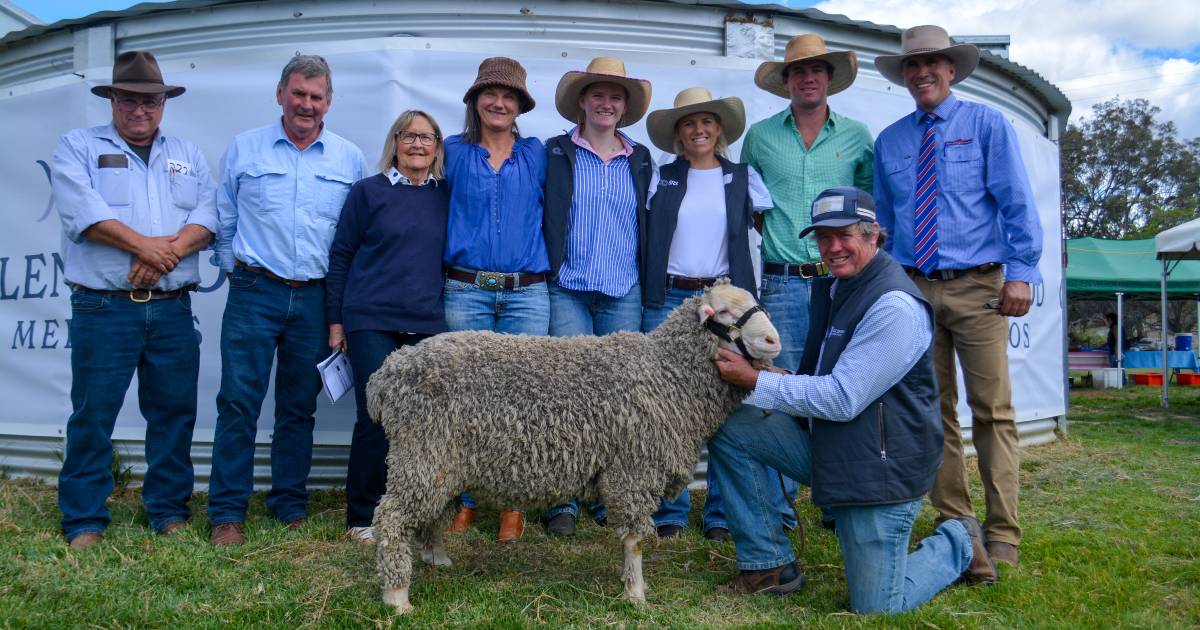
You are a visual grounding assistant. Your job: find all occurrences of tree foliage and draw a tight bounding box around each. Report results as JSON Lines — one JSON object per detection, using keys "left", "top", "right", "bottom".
{"left": 1061, "top": 98, "right": 1199, "bottom": 239}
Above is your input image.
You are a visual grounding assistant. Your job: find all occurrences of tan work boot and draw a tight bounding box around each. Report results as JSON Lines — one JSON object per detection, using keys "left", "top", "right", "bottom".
{"left": 957, "top": 516, "right": 999, "bottom": 584}
{"left": 446, "top": 506, "right": 477, "bottom": 532}
{"left": 987, "top": 541, "right": 1019, "bottom": 567}
{"left": 210, "top": 522, "right": 245, "bottom": 547}
{"left": 497, "top": 510, "right": 525, "bottom": 543}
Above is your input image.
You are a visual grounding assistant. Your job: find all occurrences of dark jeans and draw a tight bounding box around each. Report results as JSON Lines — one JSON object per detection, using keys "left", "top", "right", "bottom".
{"left": 207, "top": 268, "right": 326, "bottom": 525}
{"left": 59, "top": 290, "right": 199, "bottom": 541}
{"left": 345, "top": 330, "right": 428, "bottom": 528}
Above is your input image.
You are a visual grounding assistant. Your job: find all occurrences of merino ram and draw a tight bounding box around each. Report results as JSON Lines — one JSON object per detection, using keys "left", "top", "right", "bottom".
{"left": 365, "top": 279, "right": 779, "bottom": 613}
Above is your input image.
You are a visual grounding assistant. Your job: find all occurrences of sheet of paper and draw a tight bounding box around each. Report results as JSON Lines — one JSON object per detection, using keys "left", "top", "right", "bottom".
{"left": 317, "top": 351, "right": 354, "bottom": 404}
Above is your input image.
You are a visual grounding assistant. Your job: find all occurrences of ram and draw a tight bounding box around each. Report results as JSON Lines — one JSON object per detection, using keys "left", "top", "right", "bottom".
{"left": 366, "top": 280, "right": 779, "bottom": 613}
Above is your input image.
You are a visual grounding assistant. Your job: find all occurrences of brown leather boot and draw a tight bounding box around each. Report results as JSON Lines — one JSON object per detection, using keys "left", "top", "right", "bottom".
{"left": 987, "top": 541, "right": 1019, "bottom": 567}
{"left": 446, "top": 506, "right": 477, "bottom": 532}
{"left": 957, "top": 516, "right": 999, "bottom": 584}
{"left": 497, "top": 510, "right": 525, "bottom": 543}
{"left": 721, "top": 562, "right": 806, "bottom": 595}
{"left": 68, "top": 532, "right": 102, "bottom": 549}
{"left": 210, "top": 522, "right": 245, "bottom": 547}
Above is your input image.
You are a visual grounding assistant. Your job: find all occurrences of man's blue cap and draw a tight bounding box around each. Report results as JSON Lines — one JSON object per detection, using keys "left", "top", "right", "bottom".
{"left": 798, "top": 186, "right": 876, "bottom": 238}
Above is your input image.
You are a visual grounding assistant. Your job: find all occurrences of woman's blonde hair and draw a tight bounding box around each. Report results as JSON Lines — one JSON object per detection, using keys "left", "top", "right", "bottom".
{"left": 672, "top": 112, "right": 729, "bottom": 159}
{"left": 377, "top": 110, "right": 445, "bottom": 179}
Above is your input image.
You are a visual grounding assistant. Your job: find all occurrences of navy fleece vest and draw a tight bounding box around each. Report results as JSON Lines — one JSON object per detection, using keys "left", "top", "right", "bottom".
{"left": 798, "top": 250, "right": 942, "bottom": 507}
{"left": 641, "top": 156, "right": 757, "bottom": 308}
{"left": 543, "top": 134, "right": 653, "bottom": 279}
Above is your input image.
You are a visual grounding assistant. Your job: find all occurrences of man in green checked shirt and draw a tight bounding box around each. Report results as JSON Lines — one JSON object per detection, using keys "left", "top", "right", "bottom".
{"left": 743, "top": 33, "right": 874, "bottom": 374}
{"left": 739, "top": 33, "right": 874, "bottom": 529}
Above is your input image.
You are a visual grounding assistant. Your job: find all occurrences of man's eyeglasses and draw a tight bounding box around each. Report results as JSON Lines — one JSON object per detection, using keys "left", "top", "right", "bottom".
{"left": 115, "top": 96, "right": 165, "bottom": 112}
{"left": 397, "top": 132, "right": 438, "bottom": 146}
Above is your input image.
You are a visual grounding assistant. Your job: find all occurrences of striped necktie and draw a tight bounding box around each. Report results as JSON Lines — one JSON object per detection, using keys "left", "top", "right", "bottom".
{"left": 914, "top": 112, "right": 940, "bottom": 275}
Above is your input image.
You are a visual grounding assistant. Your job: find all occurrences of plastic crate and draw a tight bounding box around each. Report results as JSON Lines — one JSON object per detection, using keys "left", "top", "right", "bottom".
{"left": 1090, "top": 368, "right": 1124, "bottom": 389}
{"left": 1177, "top": 373, "right": 1200, "bottom": 386}
{"left": 1132, "top": 373, "right": 1164, "bottom": 386}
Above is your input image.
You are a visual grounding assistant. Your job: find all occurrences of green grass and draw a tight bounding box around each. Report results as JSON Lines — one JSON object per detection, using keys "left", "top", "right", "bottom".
{"left": 2, "top": 386, "right": 1198, "bottom": 628}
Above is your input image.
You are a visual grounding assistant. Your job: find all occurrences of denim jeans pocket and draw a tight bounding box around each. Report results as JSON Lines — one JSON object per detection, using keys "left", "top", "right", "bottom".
{"left": 443, "top": 278, "right": 476, "bottom": 293}
{"left": 70, "top": 290, "right": 107, "bottom": 312}
{"left": 758, "top": 275, "right": 782, "bottom": 300}
{"left": 228, "top": 269, "right": 258, "bottom": 290}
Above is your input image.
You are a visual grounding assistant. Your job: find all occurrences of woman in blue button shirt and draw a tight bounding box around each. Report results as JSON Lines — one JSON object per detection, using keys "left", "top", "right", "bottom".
{"left": 441, "top": 57, "right": 549, "bottom": 544}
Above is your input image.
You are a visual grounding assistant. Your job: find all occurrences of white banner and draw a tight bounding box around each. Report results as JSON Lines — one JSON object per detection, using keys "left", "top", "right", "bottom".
{"left": 0, "top": 40, "right": 1065, "bottom": 456}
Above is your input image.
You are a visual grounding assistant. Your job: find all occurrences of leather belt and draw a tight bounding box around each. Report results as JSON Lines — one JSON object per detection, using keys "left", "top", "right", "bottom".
{"left": 762, "top": 261, "right": 828, "bottom": 278}
{"left": 903, "top": 262, "right": 1001, "bottom": 282}
{"left": 235, "top": 261, "right": 324, "bottom": 288}
{"left": 447, "top": 268, "right": 546, "bottom": 291}
{"left": 666, "top": 274, "right": 719, "bottom": 291}
{"left": 74, "top": 284, "right": 195, "bottom": 303}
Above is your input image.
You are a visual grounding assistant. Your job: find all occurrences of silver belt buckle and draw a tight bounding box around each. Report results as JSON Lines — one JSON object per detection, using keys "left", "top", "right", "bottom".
{"left": 476, "top": 271, "right": 506, "bottom": 291}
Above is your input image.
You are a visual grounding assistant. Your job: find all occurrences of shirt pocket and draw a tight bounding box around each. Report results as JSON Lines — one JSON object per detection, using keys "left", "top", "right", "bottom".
{"left": 882, "top": 155, "right": 914, "bottom": 201}
{"left": 314, "top": 171, "right": 355, "bottom": 221}
{"left": 97, "top": 167, "right": 131, "bottom": 206}
{"left": 170, "top": 173, "right": 201, "bottom": 210}
{"left": 941, "top": 143, "right": 984, "bottom": 192}
{"left": 240, "top": 165, "right": 289, "bottom": 213}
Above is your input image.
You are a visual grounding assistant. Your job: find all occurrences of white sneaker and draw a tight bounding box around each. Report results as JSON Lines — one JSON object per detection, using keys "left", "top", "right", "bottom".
{"left": 347, "top": 526, "right": 375, "bottom": 544}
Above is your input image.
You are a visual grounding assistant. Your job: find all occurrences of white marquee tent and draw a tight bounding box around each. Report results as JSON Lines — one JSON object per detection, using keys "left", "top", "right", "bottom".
{"left": 1155, "top": 218, "right": 1200, "bottom": 407}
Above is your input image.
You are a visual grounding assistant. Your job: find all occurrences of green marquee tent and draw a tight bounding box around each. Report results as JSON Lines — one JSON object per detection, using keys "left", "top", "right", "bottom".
{"left": 1066, "top": 237, "right": 1200, "bottom": 298}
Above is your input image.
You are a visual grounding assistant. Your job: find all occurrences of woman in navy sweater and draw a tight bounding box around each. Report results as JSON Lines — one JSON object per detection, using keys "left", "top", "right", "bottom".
{"left": 326, "top": 110, "right": 449, "bottom": 544}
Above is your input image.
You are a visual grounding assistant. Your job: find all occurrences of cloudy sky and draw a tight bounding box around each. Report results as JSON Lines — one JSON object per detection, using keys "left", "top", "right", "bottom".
{"left": 15, "top": 0, "right": 1200, "bottom": 138}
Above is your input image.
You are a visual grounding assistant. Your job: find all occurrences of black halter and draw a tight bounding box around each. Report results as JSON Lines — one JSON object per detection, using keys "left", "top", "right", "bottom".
{"left": 704, "top": 304, "right": 769, "bottom": 360}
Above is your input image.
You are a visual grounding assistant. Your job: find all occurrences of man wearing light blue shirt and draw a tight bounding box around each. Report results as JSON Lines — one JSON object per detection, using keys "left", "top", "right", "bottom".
{"left": 872, "top": 25, "right": 1043, "bottom": 568}
{"left": 52, "top": 51, "right": 217, "bottom": 549}
{"left": 207, "top": 54, "right": 367, "bottom": 546}
{"left": 708, "top": 187, "right": 996, "bottom": 612}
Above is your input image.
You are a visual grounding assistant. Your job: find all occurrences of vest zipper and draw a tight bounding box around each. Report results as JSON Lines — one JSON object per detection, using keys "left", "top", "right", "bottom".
{"left": 877, "top": 401, "right": 887, "bottom": 461}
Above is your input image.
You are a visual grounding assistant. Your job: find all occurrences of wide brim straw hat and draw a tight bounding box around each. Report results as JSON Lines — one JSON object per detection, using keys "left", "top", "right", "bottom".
{"left": 874, "top": 25, "right": 980, "bottom": 86}
{"left": 554, "top": 56, "right": 652, "bottom": 128}
{"left": 91, "top": 50, "right": 185, "bottom": 99}
{"left": 754, "top": 34, "right": 857, "bottom": 98}
{"left": 646, "top": 87, "right": 745, "bottom": 155}
{"left": 463, "top": 56, "right": 536, "bottom": 113}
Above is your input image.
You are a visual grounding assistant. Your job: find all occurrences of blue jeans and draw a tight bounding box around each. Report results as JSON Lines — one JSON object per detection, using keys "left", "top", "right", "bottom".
{"left": 443, "top": 277, "right": 550, "bottom": 335}
{"left": 545, "top": 281, "right": 642, "bottom": 522}
{"left": 444, "top": 277, "right": 549, "bottom": 509}
{"left": 708, "top": 405, "right": 973, "bottom": 613}
{"left": 59, "top": 290, "right": 199, "bottom": 541}
{"left": 759, "top": 272, "right": 817, "bottom": 520}
{"left": 345, "top": 330, "right": 429, "bottom": 527}
{"left": 758, "top": 273, "right": 813, "bottom": 374}
{"left": 208, "top": 268, "right": 327, "bottom": 525}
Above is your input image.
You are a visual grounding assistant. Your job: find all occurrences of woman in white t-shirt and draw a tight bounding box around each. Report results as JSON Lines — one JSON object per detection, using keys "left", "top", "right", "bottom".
{"left": 640, "top": 87, "right": 773, "bottom": 540}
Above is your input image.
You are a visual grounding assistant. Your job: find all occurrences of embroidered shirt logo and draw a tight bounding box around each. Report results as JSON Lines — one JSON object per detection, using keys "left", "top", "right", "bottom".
{"left": 658, "top": 179, "right": 680, "bottom": 187}
{"left": 827, "top": 326, "right": 846, "bottom": 338}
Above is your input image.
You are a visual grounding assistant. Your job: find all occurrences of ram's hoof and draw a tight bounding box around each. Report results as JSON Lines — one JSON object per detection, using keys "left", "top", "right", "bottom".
{"left": 383, "top": 587, "right": 413, "bottom": 614}
{"left": 420, "top": 547, "right": 452, "bottom": 566}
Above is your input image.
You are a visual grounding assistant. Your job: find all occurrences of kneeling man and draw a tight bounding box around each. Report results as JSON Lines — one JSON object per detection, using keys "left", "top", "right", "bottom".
{"left": 709, "top": 187, "right": 995, "bottom": 613}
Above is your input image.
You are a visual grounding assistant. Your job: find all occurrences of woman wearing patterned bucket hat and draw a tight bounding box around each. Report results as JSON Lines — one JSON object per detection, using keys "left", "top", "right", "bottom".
{"left": 441, "top": 56, "right": 548, "bottom": 544}
{"left": 640, "top": 87, "right": 773, "bottom": 541}
{"left": 541, "top": 56, "right": 655, "bottom": 536}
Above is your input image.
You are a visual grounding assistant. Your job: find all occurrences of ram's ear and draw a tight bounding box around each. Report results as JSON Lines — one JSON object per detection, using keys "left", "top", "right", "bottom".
{"left": 697, "top": 304, "right": 715, "bottom": 322}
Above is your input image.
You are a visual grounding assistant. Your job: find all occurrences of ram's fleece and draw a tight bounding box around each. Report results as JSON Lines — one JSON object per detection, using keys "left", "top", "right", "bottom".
{"left": 366, "top": 280, "right": 779, "bottom": 613}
